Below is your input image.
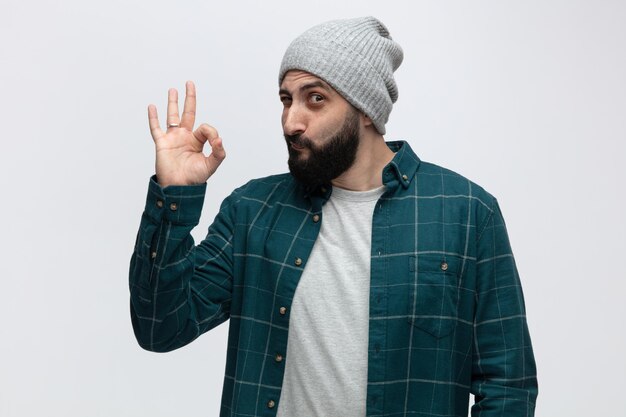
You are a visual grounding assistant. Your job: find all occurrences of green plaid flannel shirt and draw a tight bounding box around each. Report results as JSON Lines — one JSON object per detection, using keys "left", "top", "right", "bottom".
{"left": 129, "top": 141, "right": 538, "bottom": 416}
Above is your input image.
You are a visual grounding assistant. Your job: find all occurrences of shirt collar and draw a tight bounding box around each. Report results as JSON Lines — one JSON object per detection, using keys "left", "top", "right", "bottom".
{"left": 381, "top": 140, "right": 420, "bottom": 191}
{"left": 303, "top": 140, "right": 421, "bottom": 202}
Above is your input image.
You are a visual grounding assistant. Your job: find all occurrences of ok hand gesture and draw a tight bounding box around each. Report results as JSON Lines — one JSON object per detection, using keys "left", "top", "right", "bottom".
{"left": 148, "top": 81, "right": 225, "bottom": 187}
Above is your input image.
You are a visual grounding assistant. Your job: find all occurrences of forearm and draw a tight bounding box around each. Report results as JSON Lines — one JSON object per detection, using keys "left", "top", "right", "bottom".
{"left": 470, "top": 317, "right": 537, "bottom": 415}
{"left": 129, "top": 176, "right": 231, "bottom": 352}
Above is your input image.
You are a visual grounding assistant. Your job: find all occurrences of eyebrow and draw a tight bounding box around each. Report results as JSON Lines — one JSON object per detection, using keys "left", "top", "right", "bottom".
{"left": 279, "top": 80, "right": 332, "bottom": 96}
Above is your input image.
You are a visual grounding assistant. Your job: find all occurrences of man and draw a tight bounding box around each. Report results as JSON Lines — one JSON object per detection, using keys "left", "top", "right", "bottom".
{"left": 130, "top": 16, "right": 538, "bottom": 417}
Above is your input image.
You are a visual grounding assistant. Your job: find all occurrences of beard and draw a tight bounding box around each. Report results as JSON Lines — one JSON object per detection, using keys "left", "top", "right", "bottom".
{"left": 284, "top": 110, "right": 360, "bottom": 188}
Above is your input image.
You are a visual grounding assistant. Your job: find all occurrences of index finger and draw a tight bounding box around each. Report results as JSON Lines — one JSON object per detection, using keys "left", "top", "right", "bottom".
{"left": 180, "top": 80, "right": 196, "bottom": 130}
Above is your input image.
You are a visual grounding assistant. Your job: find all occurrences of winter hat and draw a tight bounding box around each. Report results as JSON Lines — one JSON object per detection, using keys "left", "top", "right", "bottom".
{"left": 279, "top": 16, "right": 404, "bottom": 134}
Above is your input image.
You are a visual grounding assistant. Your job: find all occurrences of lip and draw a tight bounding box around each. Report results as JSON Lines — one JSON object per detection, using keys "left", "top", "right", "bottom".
{"left": 290, "top": 142, "right": 305, "bottom": 150}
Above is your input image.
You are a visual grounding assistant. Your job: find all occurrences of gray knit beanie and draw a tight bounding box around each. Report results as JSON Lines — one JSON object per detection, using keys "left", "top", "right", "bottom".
{"left": 279, "top": 16, "right": 403, "bottom": 135}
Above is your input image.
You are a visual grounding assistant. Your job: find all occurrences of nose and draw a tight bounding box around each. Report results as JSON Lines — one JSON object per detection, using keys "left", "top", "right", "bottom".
{"left": 282, "top": 104, "right": 306, "bottom": 137}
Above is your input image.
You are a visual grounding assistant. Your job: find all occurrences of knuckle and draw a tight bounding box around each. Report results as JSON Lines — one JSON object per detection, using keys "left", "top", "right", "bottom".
{"left": 200, "top": 123, "right": 218, "bottom": 136}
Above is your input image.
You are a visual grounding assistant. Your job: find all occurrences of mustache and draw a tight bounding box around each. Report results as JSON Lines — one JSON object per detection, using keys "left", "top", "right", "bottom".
{"left": 284, "top": 133, "right": 313, "bottom": 148}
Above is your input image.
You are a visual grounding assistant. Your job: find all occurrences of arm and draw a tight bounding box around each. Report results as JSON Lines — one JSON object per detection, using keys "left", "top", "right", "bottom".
{"left": 129, "top": 81, "right": 231, "bottom": 352}
{"left": 129, "top": 176, "right": 235, "bottom": 352}
{"left": 471, "top": 199, "right": 538, "bottom": 416}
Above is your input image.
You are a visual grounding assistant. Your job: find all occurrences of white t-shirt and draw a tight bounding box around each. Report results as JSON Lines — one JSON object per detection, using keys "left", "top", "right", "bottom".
{"left": 276, "top": 185, "right": 385, "bottom": 417}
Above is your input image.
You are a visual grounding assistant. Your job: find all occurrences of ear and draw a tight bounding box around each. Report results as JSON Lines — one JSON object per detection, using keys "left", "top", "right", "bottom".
{"left": 360, "top": 113, "right": 374, "bottom": 128}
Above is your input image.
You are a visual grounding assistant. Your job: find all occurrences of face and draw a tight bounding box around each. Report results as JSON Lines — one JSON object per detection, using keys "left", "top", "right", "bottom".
{"left": 279, "top": 70, "right": 361, "bottom": 187}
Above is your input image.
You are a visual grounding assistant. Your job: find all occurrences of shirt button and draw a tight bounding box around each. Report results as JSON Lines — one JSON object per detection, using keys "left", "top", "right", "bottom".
{"left": 402, "top": 174, "right": 408, "bottom": 181}
{"left": 151, "top": 251, "right": 157, "bottom": 259}
{"left": 275, "top": 353, "right": 283, "bottom": 362}
{"left": 294, "top": 257, "right": 302, "bottom": 266}
{"left": 441, "top": 261, "right": 449, "bottom": 271}
{"left": 279, "top": 306, "right": 287, "bottom": 315}
{"left": 320, "top": 187, "right": 327, "bottom": 194}
{"left": 169, "top": 202, "right": 178, "bottom": 211}
{"left": 267, "top": 400, "right": 276, "bottom": 409}
{"left": 312, "top": 214, "right": 320, "bottom": 223}
{"left": 156, "top": 200, "right": 164, "bottom": 208}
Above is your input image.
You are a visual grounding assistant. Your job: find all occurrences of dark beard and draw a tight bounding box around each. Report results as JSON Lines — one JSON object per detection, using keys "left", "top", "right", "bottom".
{"left": 284, "top": 110, "right": 360, "bottom": 188}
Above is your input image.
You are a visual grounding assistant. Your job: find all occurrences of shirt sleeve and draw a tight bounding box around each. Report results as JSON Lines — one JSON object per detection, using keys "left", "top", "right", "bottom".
{"left": 470, "top": 199, "right": 538, "bottom": 416}
{"left": 129, "top": 175, "right": 234, "bottom": 352}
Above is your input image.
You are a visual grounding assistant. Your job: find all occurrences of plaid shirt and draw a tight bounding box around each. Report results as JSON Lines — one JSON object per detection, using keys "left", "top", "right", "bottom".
{"left": 129, "top": 140, "right": 538, "bottom": 417}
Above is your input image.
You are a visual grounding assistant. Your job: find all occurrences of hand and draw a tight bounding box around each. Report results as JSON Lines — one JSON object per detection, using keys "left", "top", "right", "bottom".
{"left": 148, "top": 81, "right": 226, "bottom": 187}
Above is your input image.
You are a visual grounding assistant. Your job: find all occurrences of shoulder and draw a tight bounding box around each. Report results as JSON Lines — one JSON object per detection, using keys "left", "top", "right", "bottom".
{"left": 222, "top": 172, "right": 303, "bottom": 209}
{"left": 231, "top": 173, "right": 296, "bottom": 197}
{"left": 416, "top": 160, "right": 497, "bottom": 216}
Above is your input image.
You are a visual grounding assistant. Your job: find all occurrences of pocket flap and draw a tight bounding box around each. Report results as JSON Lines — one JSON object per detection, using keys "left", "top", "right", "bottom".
{"left": 409, "top": 254, "right": 462, "bottom": 277}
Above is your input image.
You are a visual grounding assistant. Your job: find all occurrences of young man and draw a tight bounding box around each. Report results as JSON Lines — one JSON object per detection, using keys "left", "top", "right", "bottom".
{"left": 130, "top": 16, "right": 538, "bottom": 417}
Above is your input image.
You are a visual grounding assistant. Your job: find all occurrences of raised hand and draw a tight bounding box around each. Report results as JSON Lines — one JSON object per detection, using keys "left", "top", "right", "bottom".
{"left": 148, "top": 81, "right": 226, "bottom": 187}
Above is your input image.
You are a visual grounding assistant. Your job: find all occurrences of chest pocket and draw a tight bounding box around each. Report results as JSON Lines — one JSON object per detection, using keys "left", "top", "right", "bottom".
{"left": 407, "top": 255, "right": 462, "bottom": 339}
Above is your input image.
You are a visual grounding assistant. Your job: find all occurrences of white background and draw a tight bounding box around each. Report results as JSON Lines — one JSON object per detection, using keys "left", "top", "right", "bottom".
{"left": 1, "top": 1, "right": 625, "bottom": 416}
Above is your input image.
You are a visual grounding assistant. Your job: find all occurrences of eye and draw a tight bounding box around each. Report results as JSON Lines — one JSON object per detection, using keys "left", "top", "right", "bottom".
{"left": 309, "top": 93, "right": 324, "bottom": 104}
{"left": 280, "top": 96, "right": 292, "bottom": 106}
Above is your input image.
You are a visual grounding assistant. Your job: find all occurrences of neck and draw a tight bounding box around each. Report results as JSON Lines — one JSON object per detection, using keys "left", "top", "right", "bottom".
{"left": 331, "top": 130, "right": 395, "bottom": 191}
